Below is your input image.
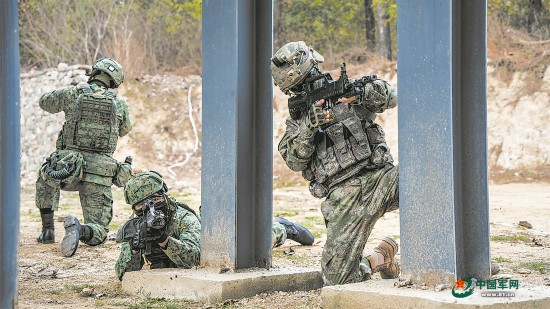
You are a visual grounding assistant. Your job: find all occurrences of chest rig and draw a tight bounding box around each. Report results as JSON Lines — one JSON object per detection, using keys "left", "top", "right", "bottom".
{"left": 306, "top": 103, "right": 393, "bottom": 195}
{"left": 62, "top": 84, "right": 119, "bottom": 153}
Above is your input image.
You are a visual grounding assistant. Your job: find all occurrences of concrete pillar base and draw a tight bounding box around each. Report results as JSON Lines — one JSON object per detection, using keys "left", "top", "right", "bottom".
{"left": 321, "top": 279, "right": 550, "bottom": 308}
{"left": 122, "top": 267, "right": 322, "bottom": 302}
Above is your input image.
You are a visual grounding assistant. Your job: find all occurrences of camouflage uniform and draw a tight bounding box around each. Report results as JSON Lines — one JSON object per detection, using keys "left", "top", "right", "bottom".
{"left": 115, "top": 199, "right": 201, "bottom": 280}
{"left": 115, "top": 198, "right": 291, "bottom": 280}
{"left": 36, "top": 83, "right": 132, "bottom": 246}
{"left": 278, "top": 76, "right": 398, "bottom": 285}
{"left": 272, "top": 221, "right": 288, "bottom": 248}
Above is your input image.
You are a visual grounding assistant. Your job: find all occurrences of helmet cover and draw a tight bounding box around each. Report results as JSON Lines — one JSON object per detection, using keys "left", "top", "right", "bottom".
{"left": 270, "top": 41, "right": 324, "bottom": 94}
{"left": 124, "top": 170, "right": 168, "bottom": 205}
{"left": 92, "top": 58, "right": 125, "bottom": 88}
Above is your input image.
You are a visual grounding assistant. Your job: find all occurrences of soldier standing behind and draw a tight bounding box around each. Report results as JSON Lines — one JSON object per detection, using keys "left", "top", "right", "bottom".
{"left": 36, "top": 58, "right": 133, "bottom": 257}
{"left": 271, "top": 41, "right": 399, "bottom": 285}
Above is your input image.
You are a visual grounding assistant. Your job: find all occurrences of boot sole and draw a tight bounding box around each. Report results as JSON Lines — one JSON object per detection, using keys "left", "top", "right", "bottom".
{"left": 61, "top": 216, "right": 80, "bottom": 257}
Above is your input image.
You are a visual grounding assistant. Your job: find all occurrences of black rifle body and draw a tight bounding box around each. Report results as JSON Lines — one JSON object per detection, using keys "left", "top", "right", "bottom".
{"left": 288, "top": 63, "right": 377, "bottom": 121}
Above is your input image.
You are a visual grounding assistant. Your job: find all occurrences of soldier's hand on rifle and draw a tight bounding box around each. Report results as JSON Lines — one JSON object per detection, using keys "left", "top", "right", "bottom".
{"left": 306, "top": 100, "right": 326, "bottom": 129}
{"left": 337, "top": 96, "right": 356, "bottom": 104}
{"left": 147, "top": 226, "right": 169, "bottom": 245}
{"left": 317, "top": 99, "right": 335, "bottom": 124}
{"left": 130, "top": 231, "right": 143, "bottom": 254}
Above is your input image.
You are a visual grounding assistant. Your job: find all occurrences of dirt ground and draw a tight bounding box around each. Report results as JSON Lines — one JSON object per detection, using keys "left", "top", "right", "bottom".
{"left": 16, "top": 181, "right": 550, "bottom": 309}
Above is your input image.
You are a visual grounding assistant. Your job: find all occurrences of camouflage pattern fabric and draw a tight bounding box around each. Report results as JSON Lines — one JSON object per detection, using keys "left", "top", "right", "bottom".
{"left": 39, "top": 83, "right": 132, "bottom": 145}
{"left": 36, "top": 82, "right": 132, "bottom": 245}
{"left": 36, "top": 177, "right": 113, "bottom": 245}
{"left": 320, "top": 165, "right": 398, "bottom": 285}
{"left": 115, "top": 204, "right": 201, "bottom": 280}
{"left": 278, "top": 78, "right": 398, "bottom": 286}
{"left": 278, "top": 79, "right": 396, "bottom": 174}
{"left": 124, "top": 171, "right": 167, "bottom": 205}
{"left": 115, "top": 200, "right": 288, "bottom": 280}
{"left": 272, "top": 221, "right": 287, "bottom": 248}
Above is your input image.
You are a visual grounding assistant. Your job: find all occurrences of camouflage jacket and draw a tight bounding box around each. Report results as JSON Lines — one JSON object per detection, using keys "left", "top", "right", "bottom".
{"left": 115, "top": 204, "right": 201, "bottom": 280}
{"left": 39, "top": 83, "right": 132, "bottom": 186}
{"left": 278, "top": 79, "right": 397, "bottom": 186}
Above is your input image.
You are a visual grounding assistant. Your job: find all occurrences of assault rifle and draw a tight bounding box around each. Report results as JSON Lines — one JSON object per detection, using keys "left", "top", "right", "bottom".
{"left": 116, "top": 199, "right": 167, "bottom": 255}
{"left": 288, "top": 63, "right": 377, "bottom": 122}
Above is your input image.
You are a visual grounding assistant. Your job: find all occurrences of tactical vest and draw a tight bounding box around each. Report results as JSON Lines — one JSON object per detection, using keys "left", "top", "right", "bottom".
{"left": 62, "top": 84, "right": 119, "bottom": 154}
{"left": 306, "top": 103, "right": 393, "bottom": 195}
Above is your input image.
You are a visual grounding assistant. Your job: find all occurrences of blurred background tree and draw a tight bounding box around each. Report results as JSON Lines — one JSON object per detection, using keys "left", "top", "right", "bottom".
{"left": 18, "top": 0, "right": 549, "bottom": 75}
{"left": 18, "top": 0, "right": 201, "bottom": 75}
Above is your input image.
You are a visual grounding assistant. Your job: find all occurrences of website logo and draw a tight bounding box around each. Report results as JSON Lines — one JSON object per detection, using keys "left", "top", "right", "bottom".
{"left": 451, "top": 278, "right": 475, "bottom": 298}
{"left": 451, "top": 278, "right": 519, "bottom": 298}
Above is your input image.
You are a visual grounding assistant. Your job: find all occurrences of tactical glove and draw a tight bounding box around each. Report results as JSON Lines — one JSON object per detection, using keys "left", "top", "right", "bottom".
{"left": 130, "top": 231, "right": 144, "bottom": 251}
{"left": 144, "top": 227, "right": 169, "bottom": 245}
{"left": 306, "top": 104, "right": 325, "bottom": 129}
{"left": 362, "top": 80, "right": 394, "bottom": 113}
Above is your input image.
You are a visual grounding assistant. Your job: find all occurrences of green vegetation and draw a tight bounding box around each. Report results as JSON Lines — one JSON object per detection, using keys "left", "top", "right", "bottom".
{"left": 94, "top": 298, "right": 204, "bottom": 309}
{"left": 19, "top": 0, "right": 202, "bottom": 74}
{"left": 273, "top": 182, "right": 297, "bottom": 189}
{"left": 489, "top": 0, "right": 550, "bottom": 39}
{"left": 302, "top": 216, "right": 325, "bottom": 239}
{"left": 490, "top": 235, "right": 531, "bottom": 243}
{"left": 272, "top": 250, "right": 309, "bottom": 263}
{"left": 274, "top": 211, "right": 300, "bottom": 218}
{"left": 64, "top": 283, "right": 96, "bottom": 293}
{"left": 518, "top": 261, "right": 550, "bottom": 274}
{"left": 103, "top": 286, "right": 128, "bottom": 299}
{"left": 21, "top": 209, "right": 41, "bottom": 218}
{"left": 18, "top": 0, "right": 550, "bottom": 74}
{"left": 109, "top": 222, "right": 122, "bottom": 231}
{"left": 492, "top": 256, "right": 511, "bottom": 263}
{"left": 49, "top": 287, "right": 62, "bottom": 295}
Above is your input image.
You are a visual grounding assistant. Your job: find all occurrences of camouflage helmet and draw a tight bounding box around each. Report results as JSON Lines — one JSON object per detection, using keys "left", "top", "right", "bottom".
{"left": 124, "top": 171, "right": 168, "bottom": 205}
{"left": 271, "top": 41, "right": 324, "bottom": 94}
{"left": 92, "top": 58, "right": 125, "bottom": 88}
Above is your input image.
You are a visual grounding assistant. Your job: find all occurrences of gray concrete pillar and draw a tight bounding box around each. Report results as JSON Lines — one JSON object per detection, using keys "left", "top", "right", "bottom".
{"left": 397, "top": 0, "right": 490, "bottom": 283}
{"left": 0, "top": 0, "right": 21, "bottom": 307}
{"left": 201, "top": 0, "right": 273, "bottom": 270}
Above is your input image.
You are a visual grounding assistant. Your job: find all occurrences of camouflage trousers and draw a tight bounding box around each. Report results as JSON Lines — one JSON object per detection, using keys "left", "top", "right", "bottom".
{"left": 272, "top": 221, "right": 287, "bottom": 248}
{"left": 36, "top": 176, "right": 113, "bottom": 246}
{"left": 320, "top": 164, "right": 399, "bottom": 286}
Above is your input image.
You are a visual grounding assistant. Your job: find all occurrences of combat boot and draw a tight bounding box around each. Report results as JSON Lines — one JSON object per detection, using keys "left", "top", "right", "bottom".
{"left": 37, "top": 209, "right": 55, "bottom": 244}
{"left": 274, "top": 217, "right": 314, "bottom": 246}
{"left": 61, "top": 215, "right": 93, "bottom": 257}
{"left": 364, "top": 236, "right": 400, "bottom": 279}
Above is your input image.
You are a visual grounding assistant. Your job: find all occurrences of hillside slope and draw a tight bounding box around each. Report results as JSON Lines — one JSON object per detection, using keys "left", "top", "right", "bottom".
{"left": 20, "top": 33, "right": 550, "bottom": 190}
